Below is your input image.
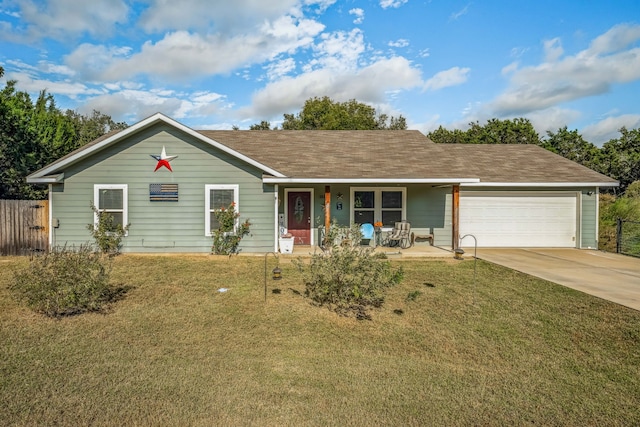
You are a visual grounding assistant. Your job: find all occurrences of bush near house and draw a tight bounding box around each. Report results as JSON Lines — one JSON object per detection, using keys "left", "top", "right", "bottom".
{"left": 87, "top": 203, "right": 130, "bottom": 255}
{"left": 599, "top": 182, "right": 640, "bottom": 253}
{"left": 211, "top": 202, "right": 251, "bottom": 255}
{"left": 9, "top": 245, "right": 126, "bottom": 317}
{"left": 296, "top": 222, "right": 404, "bottom": 319}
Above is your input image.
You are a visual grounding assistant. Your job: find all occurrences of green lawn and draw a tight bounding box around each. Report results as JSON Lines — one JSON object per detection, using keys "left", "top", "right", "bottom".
{"left": 1, "top": 255, "right": 639, "bottom": 426}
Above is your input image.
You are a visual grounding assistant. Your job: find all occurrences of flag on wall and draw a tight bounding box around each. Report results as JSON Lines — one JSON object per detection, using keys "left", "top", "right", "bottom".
{"left": 150, "top": 184, "right": 178, "bottom": 202}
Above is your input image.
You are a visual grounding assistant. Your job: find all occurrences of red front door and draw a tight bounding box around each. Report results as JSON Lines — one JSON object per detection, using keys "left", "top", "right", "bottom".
{"left": 287, "top": 191, "right": 311, "bottom": 245}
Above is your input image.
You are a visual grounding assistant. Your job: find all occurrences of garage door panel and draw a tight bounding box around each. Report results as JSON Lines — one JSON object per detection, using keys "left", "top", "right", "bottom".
{"left": 460, "top": 194, "right": 577, "bottom": 247}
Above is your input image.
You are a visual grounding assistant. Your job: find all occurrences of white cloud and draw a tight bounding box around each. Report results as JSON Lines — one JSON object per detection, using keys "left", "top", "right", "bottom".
{"left": 492, "top": 23, "right": 640, "bottom": 116}
{"left": 349, "top": 8, "right": 364, "bottom": 24}
{"left": 6, "top": 58, "right": 76, "bottom": 78}
{"left": 138, "top": 0, "right": 299, "bottom": 33}
{"left": 423, "top": 66, "right": 470, "bottom": 91}
{"left": 247, "top": 56, "right": 422, "bottom": 118}
{"left": 303, "top": 29, "right": 366, "bottom": 72}
{"left": 501, "top": 61, "right": 518, "bottom": 75}
{"left": 582, "top": 114, "right": 640, "bottom": 146}
{"left": 526, "top": 107, "right": 582, "bottom": 136}
{"left": 543, "top": 37, "right": 563, "bottom": 62}
{"left": 388, "top": 38, "right": 409, "bottom": 48}
{"left": 418, "top": 48, "right": 430, "bottom": 58}
{"left": 589, "top": 23, "right": 640, "bottom": 55}
{"left": 264, "top": 57, "right": 296, "bottom": 80}
{"left": 80, "top": 88, "right": 231, "bottom": 124}
{"left": 65, "top": 15, "right": 324, "bottom": 82}
{"left": 7, "top": 71, "right": 101, "bottom": 98}
{"left": 380, "top": 0, "right": 408, "bottom": 9}
{"left": 0, "top": 7, "right": 20, "bottom": 18}
{"left": 449, "top": 4, "right": 470, "bottom": 21}
{"left": 2, "top": 0, "right": 128, "bottom": 41}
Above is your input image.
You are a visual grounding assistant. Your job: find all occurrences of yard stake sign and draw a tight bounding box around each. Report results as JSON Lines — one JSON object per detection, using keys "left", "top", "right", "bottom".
{"left": 150, "top": 184, "right": 179, "bottom": 202}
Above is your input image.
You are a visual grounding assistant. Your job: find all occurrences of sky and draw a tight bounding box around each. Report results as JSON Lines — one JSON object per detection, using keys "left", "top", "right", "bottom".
{"left": 1, "top": 0, "right": 639, "bottom": 146}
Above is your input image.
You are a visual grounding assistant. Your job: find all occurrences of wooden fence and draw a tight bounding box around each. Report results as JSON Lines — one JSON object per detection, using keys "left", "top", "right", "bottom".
{"left": 0, "top": 200, "right": 49, "bottom": 256}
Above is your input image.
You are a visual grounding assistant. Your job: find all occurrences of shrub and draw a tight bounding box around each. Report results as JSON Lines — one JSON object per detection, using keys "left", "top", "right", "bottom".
{"left": 10, "top": 245, "right": 126, "bottom": 317}
{"left": 295, "top": 223, "right": 403, "bottom": 320}
{"left": 211, "top": 202, "right": 251, "bottom": 255}
{"left": 599, "top": 193, "right": 640, "bottom": 252}
{"left": 87, "top": 202, "right": 130, "bottom": 255}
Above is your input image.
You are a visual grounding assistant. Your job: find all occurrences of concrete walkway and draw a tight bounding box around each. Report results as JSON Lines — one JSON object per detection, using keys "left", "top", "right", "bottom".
{"left": 474, "top": 248, "right": 640, "bottom": 311}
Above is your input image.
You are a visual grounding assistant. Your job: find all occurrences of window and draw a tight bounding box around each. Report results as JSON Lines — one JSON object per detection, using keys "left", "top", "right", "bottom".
{"left": 351, "top": 187, "right": 406, "bottom": 226}
{"left": 93, "top": 184, "right": 128, "bottom": 232}
{"left": 353, "top": 190, "right": 375, "bottom": 225}
{"left": 205, "top": 184, "right": 239, "bottom": 236}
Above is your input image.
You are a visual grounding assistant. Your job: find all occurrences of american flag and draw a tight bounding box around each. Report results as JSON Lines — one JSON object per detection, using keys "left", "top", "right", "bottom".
{"left": 149, "top": 184, "right": 179, "bottom": 202}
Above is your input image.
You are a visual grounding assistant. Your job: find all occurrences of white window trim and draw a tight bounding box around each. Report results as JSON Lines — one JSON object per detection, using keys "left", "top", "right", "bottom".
{"left": 93, "top": 184, "right": 128, "bottom": 235}
{"left": 205, "top": 184, "right": 239, "bottom": 237}
{"left": 350, "top": 187, "right": 406, "bottom": 225}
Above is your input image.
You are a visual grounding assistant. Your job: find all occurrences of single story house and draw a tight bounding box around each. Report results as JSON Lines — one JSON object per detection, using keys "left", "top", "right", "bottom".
{"left": 27, "top": 113, "right": 618, "bottom": 253}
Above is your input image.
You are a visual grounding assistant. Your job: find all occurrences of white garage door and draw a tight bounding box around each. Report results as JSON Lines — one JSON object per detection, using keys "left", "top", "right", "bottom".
{"left": 459, "top": 192, "right": 577, "bottom": 247}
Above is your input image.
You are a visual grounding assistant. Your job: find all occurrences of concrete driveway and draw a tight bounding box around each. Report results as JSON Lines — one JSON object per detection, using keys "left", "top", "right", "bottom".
{"left": 474, "top": 248, "right": 640, "bottom": 311}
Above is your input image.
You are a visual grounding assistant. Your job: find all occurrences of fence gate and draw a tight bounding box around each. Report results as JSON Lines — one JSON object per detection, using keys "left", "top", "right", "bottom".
{"left": 0, "top": 200, "right": 49, "bottom": 256}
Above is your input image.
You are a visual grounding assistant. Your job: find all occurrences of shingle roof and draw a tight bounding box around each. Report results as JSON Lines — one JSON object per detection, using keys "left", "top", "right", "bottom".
{"left": 199, "top": 130, "right": 617, "bottom": 184}
{"left": 26, "top": 112, "right": 617, "bottom": 186}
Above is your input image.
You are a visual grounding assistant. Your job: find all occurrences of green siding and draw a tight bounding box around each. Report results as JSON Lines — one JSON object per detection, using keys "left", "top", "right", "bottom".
{"left": 52, "top": 124, "right": 276, "bottom": 253}
{"left": 581, "top": 190, "right": 598, "bottom": 249}
{"left": 406, "top": 185, "right": 452, "bottom": 247}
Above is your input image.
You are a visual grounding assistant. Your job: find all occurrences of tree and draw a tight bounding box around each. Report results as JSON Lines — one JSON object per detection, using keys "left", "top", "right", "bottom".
{"left": 249, "top": 120, "right": 273, "bottom": 130}
{"left": 65, "top": 109, "right": 128, "bottom": 149}
{"left": 0, "top": 79, "right": 45, "bottom": 199}
{"left": 599, "top": 127, "right": 640, "bottom": 193}
{"left": 541, "top": 126, "right": 600, "bottom": 170}
{"left": 281, "top": 96, "right": 407, "bottom": 130}
{"left": 428, "top": 118, "right": 540, "bottom": 145}
{"left": 0, "top": 69, "right": 128, "bottom": 199}
{"left": 427, "top": 125, "right": 471, "bottom": 144}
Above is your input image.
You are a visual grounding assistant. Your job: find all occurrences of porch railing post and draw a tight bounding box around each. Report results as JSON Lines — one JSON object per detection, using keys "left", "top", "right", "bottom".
{"left": 324, "top": 186, "right": 331, "bottom": 243}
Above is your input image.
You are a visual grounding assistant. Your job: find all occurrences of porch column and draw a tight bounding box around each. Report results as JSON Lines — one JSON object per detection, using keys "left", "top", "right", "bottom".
{"left": 324, "top": 186, "right": 331, "bottom": 237}
{"left": 452, "top": 184, "right": 460, "bottom": 249}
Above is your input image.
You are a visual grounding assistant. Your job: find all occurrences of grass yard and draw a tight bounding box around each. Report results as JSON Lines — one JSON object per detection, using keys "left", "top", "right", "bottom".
{"left": 1, "top": 255, "right": 639, "bottom": 426}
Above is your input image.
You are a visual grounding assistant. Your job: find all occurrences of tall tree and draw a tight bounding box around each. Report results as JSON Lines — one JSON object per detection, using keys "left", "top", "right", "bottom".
{"left": 0, "top": 69, "right": 127, "bottom": 199}
{"left": 427, "top": 125, "right": 471, "bottom": 144}
{"left": 64, "top": 109, "right": 127, "bottom": 148}
{"left": 541, "top": 126, "right": 600, "bottom": 170}
{"left": 429, "top": 118, "right": 540, "bottom": 145}
{"left": 249, "top": 120, "right": 273, "bottom": 130}
{"left": 280, "top": 97, "right": 407, "bottom": 130}
{"left": 599, "top": 127, "right": 640, "bottom": 192}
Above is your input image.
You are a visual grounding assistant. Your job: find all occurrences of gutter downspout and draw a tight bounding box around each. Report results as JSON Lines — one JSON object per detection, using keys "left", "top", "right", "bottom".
{"left": 274, "top": 185, "right": 279, "bottom": 253}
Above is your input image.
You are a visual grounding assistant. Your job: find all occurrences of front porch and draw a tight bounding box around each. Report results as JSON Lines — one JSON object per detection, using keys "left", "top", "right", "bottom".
{"left": 278, "top": 243, "right": 454, "bottom": 258}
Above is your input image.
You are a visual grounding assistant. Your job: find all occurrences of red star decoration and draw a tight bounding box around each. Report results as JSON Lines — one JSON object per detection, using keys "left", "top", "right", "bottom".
{"left": 150, "top": 146, "right": 178, "bottom": 172}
